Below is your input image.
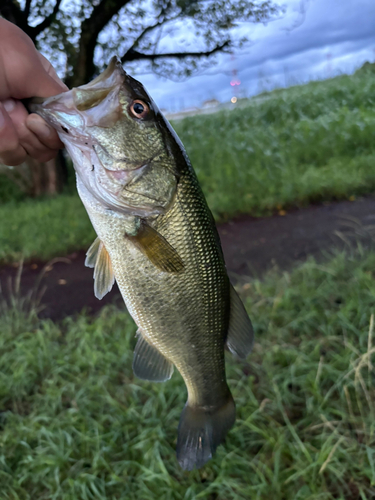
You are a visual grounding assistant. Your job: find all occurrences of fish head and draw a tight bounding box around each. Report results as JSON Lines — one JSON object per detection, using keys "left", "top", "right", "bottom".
{"left": 30, "top": 57, "right": 181, "bottom": 217}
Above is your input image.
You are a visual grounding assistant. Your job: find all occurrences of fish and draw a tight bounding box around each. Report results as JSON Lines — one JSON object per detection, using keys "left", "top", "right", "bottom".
{"left": 29, "top": 57, "right": 254, "bottom": 470}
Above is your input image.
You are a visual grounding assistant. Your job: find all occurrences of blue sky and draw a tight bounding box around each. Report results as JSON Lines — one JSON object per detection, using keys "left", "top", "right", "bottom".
{"left": 135, "top": 0, "right": 375, "bottom": 112}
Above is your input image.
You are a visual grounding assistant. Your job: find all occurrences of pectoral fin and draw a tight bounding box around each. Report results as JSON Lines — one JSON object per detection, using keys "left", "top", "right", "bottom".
{"left": 226, "top": 284, "right": 254, "bottom": 359}
{"left": 127, "top": 222, "right": 184, "bottom": 274}
{"left": 85, "top": 237, "right": 115, "bottom": 300}
{"left": 133, "top": 330, "right": 174, "bottom": 382}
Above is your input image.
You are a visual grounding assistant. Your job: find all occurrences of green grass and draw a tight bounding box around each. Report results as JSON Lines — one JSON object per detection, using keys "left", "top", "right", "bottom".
{"left": 1, "top": 65, "right": 375, "bottom": 263}
{"left": 174, "top": 65, "right": 375, "bottom": 219}
{"left": 0, "top": 194, "right": 95, "bottom": 263}
{"left": 1, "top": 249, "right": 375, "bottom": 498}
{"left": 0, "top": 176, "right": 26, "bottom": 204}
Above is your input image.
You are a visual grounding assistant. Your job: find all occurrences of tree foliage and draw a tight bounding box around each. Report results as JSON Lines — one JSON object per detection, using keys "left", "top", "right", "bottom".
{"left": 1, "top": 0, "right": 281, "bottom": 86}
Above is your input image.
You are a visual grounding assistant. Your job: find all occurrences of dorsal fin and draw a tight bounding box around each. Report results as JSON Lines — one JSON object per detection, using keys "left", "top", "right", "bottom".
{"left": 85, "top": 237, "right": 115, "bottom": 300}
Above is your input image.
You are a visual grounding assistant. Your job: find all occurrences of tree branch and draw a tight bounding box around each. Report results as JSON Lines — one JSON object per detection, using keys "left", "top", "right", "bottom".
{"left": 24, "top": 0, "right": 32, "bottom": 20}
{"left": 122, "top": 40, "right": 231, "bottom": 63}
{"left": 70, "top": 0, "right": 133, "bottom": 86}
{"left": 29, "top": 0, "right": 62, "bottom": 38}
{"left": 130, "top": 21, "right": 164, "bottom": 53}
{"left": 82, "top": 0, "right": 135, "bottom": 42}
{"left": 129, "top": 9, "right": 182, "bottom": 54}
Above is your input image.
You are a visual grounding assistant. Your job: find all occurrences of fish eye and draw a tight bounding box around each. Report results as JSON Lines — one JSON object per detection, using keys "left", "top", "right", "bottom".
{"left": 130, "top": 99, "right": 149, "bottom": 119}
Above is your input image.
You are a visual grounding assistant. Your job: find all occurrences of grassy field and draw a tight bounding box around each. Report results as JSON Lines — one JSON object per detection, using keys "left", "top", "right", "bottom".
{"left": 0, "top": 194, "right": 95, "bottom": 263}
{"left": 1, "top": 64, "right": 375, "bottom": 263}
{"left": 176, "top": 64, "right": 375, "bottom": 219}
{"left": 1, "top": 249, "right": 375, "bottom": 499}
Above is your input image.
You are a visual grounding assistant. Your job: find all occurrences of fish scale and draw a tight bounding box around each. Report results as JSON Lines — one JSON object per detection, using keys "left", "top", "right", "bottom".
{"left": 29, "top": 56, "right": 254, "bottom": 470}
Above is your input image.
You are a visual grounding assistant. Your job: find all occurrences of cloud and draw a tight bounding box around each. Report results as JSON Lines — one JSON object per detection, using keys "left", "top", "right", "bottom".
{"left": 137, "top": 0, "right": 375, "bottom": 111}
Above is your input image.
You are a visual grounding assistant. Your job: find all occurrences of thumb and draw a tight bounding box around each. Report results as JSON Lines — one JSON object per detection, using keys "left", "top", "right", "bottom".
{"left": 0, "top": 19, "right": 67, "bottom": 100}
{"left": 16, "top": 52, "right": 68, "bottom": 99}
{"left": 38, "top": 53, "right": 68, "bottom": 94}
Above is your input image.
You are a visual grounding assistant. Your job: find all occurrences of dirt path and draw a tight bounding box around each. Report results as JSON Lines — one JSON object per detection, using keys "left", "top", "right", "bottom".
{"left": 1, "top": 196, "right": 375, "bottom": 320}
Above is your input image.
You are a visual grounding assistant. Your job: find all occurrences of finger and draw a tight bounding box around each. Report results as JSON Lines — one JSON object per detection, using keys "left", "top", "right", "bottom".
{"left": 38, "top": 53, "right": 68, "bottom": 91}
{"left": 4, "top": 99, "right": 60, "bottom": 162}
{"left": 23, "top": 145, "right": 59, "bottom": 164}
{"left": 0, "top": 102, "right": 27, "bottom": 166}
{"left": 19, "top": 126, "right": 59, "bottom": 163}
{"left": 13, "top": 53, "right": 66, "bottom": 99}
{"left": 0, "top": 20, "right": 67, "bottom": 99}
{"left": 26, "top": 113, "right": 64, "bottom": 150}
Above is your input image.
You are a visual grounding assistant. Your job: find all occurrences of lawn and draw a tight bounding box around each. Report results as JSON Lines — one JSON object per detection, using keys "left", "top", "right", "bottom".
{"left": 0, "top": 194, "right": 95, "bottom": 263}
{"left": 0, "top": 64, "right": 375, "bottom": 263}
{"left": 175, "top": 64, "right": 375, "bottom": 219}
{"left": 1, "top": 249, "right": 375, "bottom": 499}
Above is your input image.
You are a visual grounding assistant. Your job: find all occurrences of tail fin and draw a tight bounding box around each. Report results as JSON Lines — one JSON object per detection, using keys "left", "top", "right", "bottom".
{"left": 176, "top": 394, "right": 236, "bottom": 471}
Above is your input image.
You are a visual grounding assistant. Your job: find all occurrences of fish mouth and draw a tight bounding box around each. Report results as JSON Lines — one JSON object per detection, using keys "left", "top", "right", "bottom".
{"left": 28, "top": 56, "right": 125, "bottom": 132}
{"left": 28, "top": 57, "right": 123, "bottom": 109}
{"left": 28, "top": 56, "right": 152, "bottom": 124}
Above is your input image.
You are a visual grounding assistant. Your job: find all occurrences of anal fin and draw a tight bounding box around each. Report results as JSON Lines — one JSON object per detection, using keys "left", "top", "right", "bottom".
{"left": 127, "top": 222, "right": 184, "bottom": 274}
{"left": 85, "top": 237, "right": 101, "bottom": 269}
{"left": 226, "top": 284, "right": 254, "bottom": 359}
{"left": 85, "top": 237, "right": 115, "bottom": 300}
{"left": 133, "top": 330, "right": 174, "bottom": 382}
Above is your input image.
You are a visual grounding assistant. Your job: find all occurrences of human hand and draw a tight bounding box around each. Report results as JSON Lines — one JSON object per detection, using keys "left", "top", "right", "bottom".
{"left": 0, "top": 18, "right": 68, "bottom": 166}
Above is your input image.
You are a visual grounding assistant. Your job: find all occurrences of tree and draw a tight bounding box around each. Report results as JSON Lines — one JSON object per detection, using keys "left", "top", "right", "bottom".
{"left": 1, "top": 0, "right": 281, "bottom": 86}
{"left": 0, "top": 0, "right": 281, "bottom": 195}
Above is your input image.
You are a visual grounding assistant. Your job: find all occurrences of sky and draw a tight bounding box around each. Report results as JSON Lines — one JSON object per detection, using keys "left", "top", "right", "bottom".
{"left": 135, "top": 0, "right": 375, "bottom": 112}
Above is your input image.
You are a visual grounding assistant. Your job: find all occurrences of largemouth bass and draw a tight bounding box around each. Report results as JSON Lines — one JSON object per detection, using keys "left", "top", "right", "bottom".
{"left": 30, "top": 57, "right": 254, "bottom": 470}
